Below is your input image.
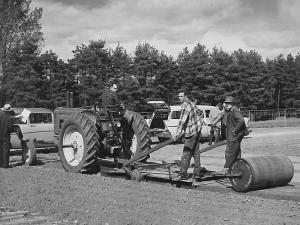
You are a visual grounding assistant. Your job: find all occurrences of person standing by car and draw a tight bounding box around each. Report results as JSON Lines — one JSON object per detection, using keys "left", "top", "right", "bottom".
{"left": 1, "top": 104, "right": 15, "bottom": 116}
{"left": 173, "top": 91, "right": 203, "bottom": 181}
{"left": 1, "top": 104, "right": 23, "bottom": 139}
{"left": 219, "top": 96, "right": 246, "bottom": 175}
{"left": 0, "top": 105, "right": 14, "bottom": 168}
{"left": 208, "top": 103, "right": 223, "bottom": 145}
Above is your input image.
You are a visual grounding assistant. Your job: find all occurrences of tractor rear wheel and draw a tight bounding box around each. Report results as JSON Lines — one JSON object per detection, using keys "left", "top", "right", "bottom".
{"left": 123, "top": 110, "right": 151, "bottom": 157}
{"left": 58, "top": 113, "right": 100, "bottom": 173}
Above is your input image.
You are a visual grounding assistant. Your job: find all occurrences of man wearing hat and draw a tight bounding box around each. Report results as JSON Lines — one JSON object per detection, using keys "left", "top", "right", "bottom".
{"left": 1, "top": 104, "right": 14, "bottom": 115}
{"left": 220, "top": 96, "right": 246, "bottom": 175}
{"left": 0, "top": 104, "right": 14, "bottom": 168}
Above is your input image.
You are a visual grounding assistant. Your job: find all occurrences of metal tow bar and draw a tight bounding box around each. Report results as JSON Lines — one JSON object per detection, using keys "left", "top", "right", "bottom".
{"left": 123, "top": 133, "right": 184, "bottom": 167}
{"left": 122, "top": 133, "right": 184, "bottom": 180}
{"left": 122, "top": 134, "right": 228, "bottom": 182}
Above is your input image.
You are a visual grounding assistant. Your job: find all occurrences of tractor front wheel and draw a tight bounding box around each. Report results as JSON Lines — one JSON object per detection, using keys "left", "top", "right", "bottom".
{"left": 58, "top": 113, "right": 100, "bottom": 173}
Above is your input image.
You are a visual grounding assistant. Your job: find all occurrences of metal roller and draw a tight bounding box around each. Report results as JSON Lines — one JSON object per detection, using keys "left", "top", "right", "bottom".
{"left": 229, "top": 155, "right": 294, "bottom": 192}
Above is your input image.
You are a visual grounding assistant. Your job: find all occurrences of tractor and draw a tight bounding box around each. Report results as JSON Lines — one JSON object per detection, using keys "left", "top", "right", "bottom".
{"left": 54, "top": 99, "right": 152, "bottom": 174}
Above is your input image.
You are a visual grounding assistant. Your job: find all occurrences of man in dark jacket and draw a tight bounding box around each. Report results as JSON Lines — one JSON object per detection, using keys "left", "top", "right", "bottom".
{"left": 220, "top": 96, "right": 246, "bottom": 175}
{"left": 98, "top": 83, "right": 121, "bottom": 107}
{"left": 0, "top": 107, "right": 14, "bottom": 168}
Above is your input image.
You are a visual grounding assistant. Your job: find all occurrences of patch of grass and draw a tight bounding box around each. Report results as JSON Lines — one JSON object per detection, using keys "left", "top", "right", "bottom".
{"left": 250, "top": 118, "right": 300, "bottom": 128}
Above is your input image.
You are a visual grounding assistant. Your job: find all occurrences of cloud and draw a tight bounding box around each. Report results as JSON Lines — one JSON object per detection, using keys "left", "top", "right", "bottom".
{"left": 238, "top": 0, "right": 300, "bottom": 56}
{"left": 44, "top": 0, "right": 111, "bottom": 9}
{"left": 245, "top": 31, "right": 300, "bottom": 49}
{"left": 31, "top": 0, "right": 300, "bottom": 60}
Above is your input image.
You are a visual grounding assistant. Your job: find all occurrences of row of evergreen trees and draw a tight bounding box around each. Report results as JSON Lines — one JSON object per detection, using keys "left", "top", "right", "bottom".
{"left": 1, "top": 0, "right": 300, "bottom": 111}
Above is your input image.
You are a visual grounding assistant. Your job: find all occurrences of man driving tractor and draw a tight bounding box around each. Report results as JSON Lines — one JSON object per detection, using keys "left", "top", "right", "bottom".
{"left": 98, "top": 82, "right": 121, "bottom": 107}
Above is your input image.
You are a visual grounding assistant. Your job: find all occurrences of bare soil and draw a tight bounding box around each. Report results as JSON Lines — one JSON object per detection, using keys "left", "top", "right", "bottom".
{"left": 1, "top": 127, "right": 300, "bottom": 225}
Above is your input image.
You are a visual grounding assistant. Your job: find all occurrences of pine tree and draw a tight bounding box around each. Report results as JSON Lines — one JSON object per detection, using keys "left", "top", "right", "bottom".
{"left": 177, "top": 44, "right": 210, "bottom": 104}
{"left": 68, "top": 40, "right": 111, "bottom": 106}
{"left": 4, "top": 35, "right": 42, "bottom": 107}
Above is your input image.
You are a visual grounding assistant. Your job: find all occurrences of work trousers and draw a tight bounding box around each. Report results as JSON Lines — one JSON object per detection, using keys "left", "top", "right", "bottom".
{"left": 224, "top": 139, "right": 241, "bottom": 168}
{"left": 180, "top": 133, "right": 201, "bottom": 175}
{"left": 0, "top": 141, "right": 10, "bottom": 168}
{"left": 209, "top": 126, "right": 220, "bottom": 144}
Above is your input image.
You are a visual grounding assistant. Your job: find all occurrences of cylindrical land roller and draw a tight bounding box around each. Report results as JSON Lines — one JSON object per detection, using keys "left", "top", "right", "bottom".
{"left": 229, "top": 155, "right": 294, "bottom": 192}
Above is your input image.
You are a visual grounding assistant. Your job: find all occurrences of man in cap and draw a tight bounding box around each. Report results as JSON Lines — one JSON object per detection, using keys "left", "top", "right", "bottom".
{"left": 0, "top": 104, "right": 23, "bottom": 138}
{"left": 1, "top": 104, "right": 15, "bottom": 116}
{"left": 220, "top": 96, "right": 246, "bottom": 175}
{"left": 0, "top": 104, "right": 14, "bottom": 168}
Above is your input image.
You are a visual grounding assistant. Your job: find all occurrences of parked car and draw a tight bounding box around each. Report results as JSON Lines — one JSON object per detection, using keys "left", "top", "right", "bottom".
{"left": 10, "top": 108, "right": 56, "bottom": 149}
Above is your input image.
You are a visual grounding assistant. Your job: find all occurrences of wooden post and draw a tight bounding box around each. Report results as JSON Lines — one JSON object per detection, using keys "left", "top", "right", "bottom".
{"left": 284, "top": 108, "right": 287, "bottom": 126}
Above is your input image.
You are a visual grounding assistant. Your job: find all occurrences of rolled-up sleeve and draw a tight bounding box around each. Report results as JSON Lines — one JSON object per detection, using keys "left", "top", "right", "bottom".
{"left": 177, "top": 103, "right": 190, "bottom": 132}
{"left": 177, "top": 109, "right": 187, "bottom": 129}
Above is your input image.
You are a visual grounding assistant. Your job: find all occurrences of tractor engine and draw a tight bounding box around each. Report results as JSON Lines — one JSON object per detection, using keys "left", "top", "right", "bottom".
{"left": 96, "top": 108, "right": 126, "bottom": 158}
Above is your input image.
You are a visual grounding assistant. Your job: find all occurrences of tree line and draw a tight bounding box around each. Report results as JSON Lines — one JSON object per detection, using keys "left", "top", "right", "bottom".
{"left": 1, "top": 0, "right": 300, "bottom": 112}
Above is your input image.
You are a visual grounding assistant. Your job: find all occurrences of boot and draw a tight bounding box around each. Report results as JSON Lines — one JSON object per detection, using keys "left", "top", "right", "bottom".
{"left": 172, "top": 173, "right": 189, "bottom": 181}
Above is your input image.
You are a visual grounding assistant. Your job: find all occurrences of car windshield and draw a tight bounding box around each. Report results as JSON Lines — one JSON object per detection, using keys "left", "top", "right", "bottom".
{"left": 171, "top": 110, "right": 181, "bottom": 119}
{"left": 29, "top": 113, "right": 52, "bottom": 124}
{"left": 205, "top": 110, "right": 210, "bottom": 118}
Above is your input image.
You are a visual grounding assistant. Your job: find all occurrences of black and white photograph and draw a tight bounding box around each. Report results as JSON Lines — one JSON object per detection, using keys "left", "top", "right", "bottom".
{"left": 1, "top": 0, "right": 300, "bottom": 224}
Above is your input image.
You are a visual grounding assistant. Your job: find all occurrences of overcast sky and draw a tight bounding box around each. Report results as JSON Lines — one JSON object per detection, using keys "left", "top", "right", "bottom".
{"left": 31, "top": 0, "right": 300, "bottom": 61}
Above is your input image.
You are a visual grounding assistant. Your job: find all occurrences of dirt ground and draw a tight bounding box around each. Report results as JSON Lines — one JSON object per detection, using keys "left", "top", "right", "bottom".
{"left": 1, "top": 127, "right": 300, "bottom": 225}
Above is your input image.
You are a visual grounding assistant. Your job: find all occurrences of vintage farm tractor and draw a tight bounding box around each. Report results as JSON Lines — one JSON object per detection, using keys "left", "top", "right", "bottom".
{"left": 54, "top": 105, "right": 151, "bottom": 174}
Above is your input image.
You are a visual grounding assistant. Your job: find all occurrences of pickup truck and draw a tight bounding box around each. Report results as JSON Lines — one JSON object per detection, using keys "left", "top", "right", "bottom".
{"left": 10, "top": 108, "right": 56, "bottom": 150}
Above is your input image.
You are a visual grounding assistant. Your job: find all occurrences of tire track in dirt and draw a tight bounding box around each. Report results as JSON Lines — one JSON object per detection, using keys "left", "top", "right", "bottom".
{"left": 0, "top": 207, "right": 53, "bottom": 225}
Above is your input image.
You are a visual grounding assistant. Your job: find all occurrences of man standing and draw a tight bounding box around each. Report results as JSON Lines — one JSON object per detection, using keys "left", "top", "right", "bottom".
{"left": 173, "top": 91, "right": 202, "bottom": 181}
{"left": 208, "top": 103, "right": 223, "bottom": 145}
{"left": 220, "top": 96, "right": 246, "bottom": 175}
{"left": 0, "top": 106, "right": 13, "bottom": 168}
